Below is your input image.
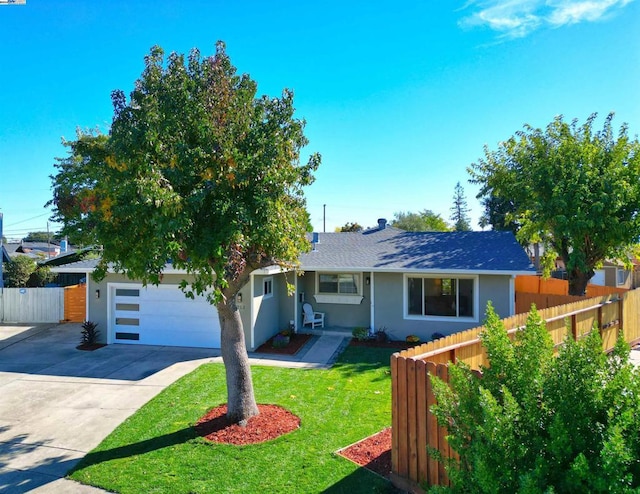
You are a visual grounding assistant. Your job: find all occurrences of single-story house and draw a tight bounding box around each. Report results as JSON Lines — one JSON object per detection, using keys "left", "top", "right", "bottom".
{"left": 51, "top": 220, "right": 534, "bottom": 350}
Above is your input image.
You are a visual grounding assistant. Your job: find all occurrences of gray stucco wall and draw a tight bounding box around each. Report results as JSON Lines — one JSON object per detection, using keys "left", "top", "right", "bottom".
{"left": 251, "top": 273, "right": 283, "bottom": 350}
{"left": 297, "top": 271, "right": 371, "bottom": 329}
{"left": 373, "top": 272, "right": 513, "bottom": 341}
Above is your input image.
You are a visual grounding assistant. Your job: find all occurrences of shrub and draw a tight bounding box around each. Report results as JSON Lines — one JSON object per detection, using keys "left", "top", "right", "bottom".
{"left": 272, "top": 333, "right": 290, "bottom": 348}
{"left": 429, "top": 303, "right": 640, "bottom": 493}
{"left": 352, "top": 327, "right": 370, "bottom": 341}
{"left": 374, "top": 327, "right": 389, "bottom": 343}
{"left": 406, "top": 335, "right": 420, "bottom": 344}
{"left": 80, "top": 321, "right": 100, "bottom": 346}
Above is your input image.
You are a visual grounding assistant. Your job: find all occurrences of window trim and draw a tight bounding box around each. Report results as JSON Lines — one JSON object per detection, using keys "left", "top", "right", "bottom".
{"left": 263, "top": 276, "right": 273, "bottom": 299}
{"left": 316, "top": 272, "right": 361, "bottom": 296}
{"left": 314, "top": 272, "right": 364, "bottom": 305}
{"left": 403, "top": 274, "right": 479, "bottom": 323}
{"left": 617, "top": 269, "right": 628, "bottom": 286}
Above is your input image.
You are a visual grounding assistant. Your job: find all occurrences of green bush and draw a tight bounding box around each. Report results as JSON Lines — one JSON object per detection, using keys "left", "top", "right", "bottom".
{"left": 352, "top": 327, "right": 370, "bottom": 341}
{"left": 429, "top": 303, "right": 640, "bottom": 493}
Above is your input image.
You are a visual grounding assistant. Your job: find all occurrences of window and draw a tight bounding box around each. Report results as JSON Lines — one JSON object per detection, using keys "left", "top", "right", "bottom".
{"left": 115, "top": 288, "right": 140, "bottom": 297}
{"left": 318, "top": 273, "right": 359, "bottom": 294}
{"left": 263, "top": 277, "right": 273, "bottom": 298}
{"left": 617, "top": 269, "right": 628, "bottom": 286}
{"left": 407, "top": 276, "right": 475, "bottom": 319}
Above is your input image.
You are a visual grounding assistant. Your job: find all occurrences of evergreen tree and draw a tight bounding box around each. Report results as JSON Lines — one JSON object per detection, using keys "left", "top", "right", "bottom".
{"left": 450, "top": 182, "right": 471, "bottom": 231}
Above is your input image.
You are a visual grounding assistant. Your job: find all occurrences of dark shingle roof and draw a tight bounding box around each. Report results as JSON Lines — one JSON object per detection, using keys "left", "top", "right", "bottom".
{"left": 299, "top": 227, "right": 534, "bottom": 274}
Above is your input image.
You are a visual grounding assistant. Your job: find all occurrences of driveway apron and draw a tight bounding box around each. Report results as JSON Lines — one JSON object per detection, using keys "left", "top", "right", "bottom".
{"left": 0, "top": 324, "right": 219, "bottom": 493}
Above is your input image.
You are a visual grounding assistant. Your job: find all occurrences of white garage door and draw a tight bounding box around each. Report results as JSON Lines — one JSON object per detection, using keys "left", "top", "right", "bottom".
{"left": 109, "top": 284, "right": 221, "bottom": 348}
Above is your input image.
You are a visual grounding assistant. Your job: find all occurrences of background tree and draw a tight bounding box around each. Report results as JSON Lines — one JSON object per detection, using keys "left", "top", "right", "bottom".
{"left": 48, "top": 42, "right": 320, "bottom": 424}
{"left": 23, "top": 231, "right": 55, "bottom": 243}
{"left": 450, "top": 181, "right": 472, "bottom": 231}
{"left": 392, "top": 210, "right": 450, "bottom": 232}
{"left": 469, "top": 113, "right": 640, "bottom": 295}
{"left": 337, "top": 222, "right": 363, "bottom": 232}
{"left": 3, "top": 256, "right": 36, "bottom": 287}
{"left": 28, "top": 265, "right": 55, "bottom": 287}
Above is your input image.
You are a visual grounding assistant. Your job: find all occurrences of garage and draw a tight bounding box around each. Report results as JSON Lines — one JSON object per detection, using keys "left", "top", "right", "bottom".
{"left": 108, "top": 283, "right": 221, "bottom": 348}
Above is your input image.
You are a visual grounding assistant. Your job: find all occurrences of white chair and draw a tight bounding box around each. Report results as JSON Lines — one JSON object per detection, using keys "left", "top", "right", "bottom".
{"left": 302, "top": 303, "right": 325, "bottom": 329}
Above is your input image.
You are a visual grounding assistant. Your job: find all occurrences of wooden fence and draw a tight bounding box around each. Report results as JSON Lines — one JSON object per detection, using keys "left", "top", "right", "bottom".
{"left": 515, "top": 274, "right": 628, "bottom": 297}
{"left": 390, "top": 289, "right": 640, "bottom": 492}
{"left": 63, "top": 284, "right": 86, "bottom": 322}
{"left": 0, "top": 287, "right": 65, "bottom": 323}
{"left": 0, "top": 284, "right": 86, "bottom": 323}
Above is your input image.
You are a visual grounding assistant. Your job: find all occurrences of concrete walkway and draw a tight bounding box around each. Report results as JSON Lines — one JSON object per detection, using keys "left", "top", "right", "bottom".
{"left": 0, "top": 324, "right": 347, "bottom": 493}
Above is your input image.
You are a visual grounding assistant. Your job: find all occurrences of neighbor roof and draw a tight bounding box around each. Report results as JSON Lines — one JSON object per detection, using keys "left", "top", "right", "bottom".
{"left": 299, "top": 227, "right": 534, "bottom": 274}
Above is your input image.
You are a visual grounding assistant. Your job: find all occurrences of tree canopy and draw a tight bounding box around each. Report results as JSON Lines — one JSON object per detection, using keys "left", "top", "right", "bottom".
{"left": 2, "top": 256, "right": 54, "bottom": 287}
{"left": 469, "top": 113, "right": 640, "bottom": 295}
{"left": 337, "top": 222, "right": 363, "bottom": 232}
{"left": 48, "top": 42, "right": 320, "bottom": 423}
{"left": 391, "top": 210, "right": 450, "bottom": 232}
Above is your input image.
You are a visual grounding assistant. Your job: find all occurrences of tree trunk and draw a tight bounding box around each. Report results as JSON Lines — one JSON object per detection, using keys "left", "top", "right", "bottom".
{"left": 217, "top": 299, "right": 259, "bottom": 425}
{"left": 568, "top": 267, "right": 594, "bottom": 296}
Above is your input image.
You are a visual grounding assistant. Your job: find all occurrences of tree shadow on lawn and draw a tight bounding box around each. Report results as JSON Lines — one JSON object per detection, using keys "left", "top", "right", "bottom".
{"left": 67, "top": 426, "right": 197, "bottom": 475}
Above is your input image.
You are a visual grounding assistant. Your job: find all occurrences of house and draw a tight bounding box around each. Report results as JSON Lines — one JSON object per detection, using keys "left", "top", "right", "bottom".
{"left": 591, "top": 260, "right": 635, "bottom": 289}
{"left": 50, "top": 220, "right": 534, "bottom": 350}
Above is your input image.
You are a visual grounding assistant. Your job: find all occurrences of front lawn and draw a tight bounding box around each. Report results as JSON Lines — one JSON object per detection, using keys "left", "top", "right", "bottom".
{"left": 68, "top": 347, "right": 399, "bottom": 493}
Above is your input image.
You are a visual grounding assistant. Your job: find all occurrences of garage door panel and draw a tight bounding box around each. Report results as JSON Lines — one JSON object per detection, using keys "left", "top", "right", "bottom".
{"left": 110, "top": 284, "right": 221, "bottom": 348}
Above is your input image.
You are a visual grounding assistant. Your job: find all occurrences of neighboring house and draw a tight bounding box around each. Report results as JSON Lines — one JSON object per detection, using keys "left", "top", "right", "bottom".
{"left": 591, "top": 260, "right": 634, "bottom": 289}
{"left": 4, "top": 240, "right": 73, "bottom": 260}
{"left": 40, "top": 246, "right": 100, "bottom": 286}
{"left": 50, "top": 220, "right": 534, "bottom": 350}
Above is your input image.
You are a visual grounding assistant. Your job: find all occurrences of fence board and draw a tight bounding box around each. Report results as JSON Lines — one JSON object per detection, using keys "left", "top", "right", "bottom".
{"left": 63, "top": 284, "right": 86, "bottom": 322}
{"left": 0, "top": 287, "right": 64, "bottom": 323}
{"left": 425, "top": 362, "right": 439, "bottom": 487}
{"left": 416, "top": 360, "right": 428, "bottom": 485}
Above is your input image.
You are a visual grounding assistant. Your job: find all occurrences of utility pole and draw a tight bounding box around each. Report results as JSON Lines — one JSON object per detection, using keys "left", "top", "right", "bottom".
{"left": 323, "top": 204, "right": 326, "bottom": 233}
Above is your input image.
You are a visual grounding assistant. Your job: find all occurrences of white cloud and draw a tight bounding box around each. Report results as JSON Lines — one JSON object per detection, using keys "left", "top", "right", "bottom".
{"left": 459, "top": 0, "right": 634, "bottom": 38}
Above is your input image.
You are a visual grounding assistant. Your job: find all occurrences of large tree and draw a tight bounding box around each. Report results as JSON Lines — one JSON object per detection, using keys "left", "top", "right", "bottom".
{"left": 48, "top": 42, "right": 320, "bottom": 424}
{"left": 392, "top": 210, "right": 450, "bottom": 232}
{"left": 469, "top": 113, "right": 640, "bottom": 295}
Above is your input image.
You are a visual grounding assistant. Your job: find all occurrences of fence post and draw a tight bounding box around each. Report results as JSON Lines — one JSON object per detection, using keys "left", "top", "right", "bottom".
{"left": 618, "top": 297, "right": 624, "bottom": 335}
{"left": 571, "top": 314, "right": 578, "bottom": 341}
{"left": 600, "top": 303, "right": 606, "bottom": 335}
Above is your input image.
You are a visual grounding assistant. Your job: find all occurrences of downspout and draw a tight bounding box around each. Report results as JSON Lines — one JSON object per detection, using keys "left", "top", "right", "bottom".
{"left": 370, "top": 272, "right": 375, "bottom": 331}
{"left": 249, "top": 273, "right": 255, "bottom": 350}
{"left": 509, "top": 275, "right": 516, "bottom": 316}
{"left": 85, "top": 271, "right": 90, "bottom": 326}
{"left": 294, "top": 272, "right": 299, "bottom": 333}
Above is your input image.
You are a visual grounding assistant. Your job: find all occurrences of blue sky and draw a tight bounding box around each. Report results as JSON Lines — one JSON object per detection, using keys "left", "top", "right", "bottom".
{"left": 0, "top": 0, "right": 638, "bottom": 239}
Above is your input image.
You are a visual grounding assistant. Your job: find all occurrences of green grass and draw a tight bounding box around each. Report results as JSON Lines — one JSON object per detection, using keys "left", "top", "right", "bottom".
{"left": 68, "top": 346, "right": 400, "bottom": 493}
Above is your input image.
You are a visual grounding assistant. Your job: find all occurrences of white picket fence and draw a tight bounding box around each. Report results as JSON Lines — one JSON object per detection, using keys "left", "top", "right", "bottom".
{"left": 0, "top": 287, "right": 64, "bottom": 323}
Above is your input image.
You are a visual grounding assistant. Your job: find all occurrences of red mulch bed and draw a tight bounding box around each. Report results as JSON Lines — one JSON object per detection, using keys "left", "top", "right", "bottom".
{"left": 254, "top": 333, "right": 312, "bottom": 355}
{"left": 195, "top": 404, "right": 300, "bottom": 445}
{"left": 338, "top": 428, "right": 392, "bottom": 478}
{"left": 195, "top": 403, "right": 391, "bottom": 479}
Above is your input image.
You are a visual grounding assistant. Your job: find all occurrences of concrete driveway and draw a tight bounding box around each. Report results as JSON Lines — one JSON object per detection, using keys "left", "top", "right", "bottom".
{"left": 0, "top": 323, "right": 221, "bottom": 493}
